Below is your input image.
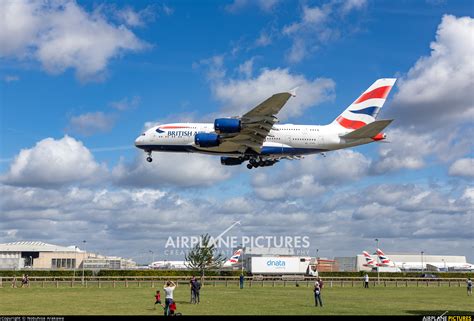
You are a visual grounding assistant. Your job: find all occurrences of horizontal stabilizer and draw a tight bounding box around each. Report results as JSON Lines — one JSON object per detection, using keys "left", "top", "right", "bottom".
{"left": 340, "top": 119, "right": 393, "bottom": 139}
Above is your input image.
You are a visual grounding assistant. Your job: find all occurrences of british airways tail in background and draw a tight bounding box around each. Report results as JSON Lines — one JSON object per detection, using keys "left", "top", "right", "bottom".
{"left": 222, "top": 248, "right": 243, "bottom": 268}
{"left": 135, "top": 78, "right": 397, "bottom": 169}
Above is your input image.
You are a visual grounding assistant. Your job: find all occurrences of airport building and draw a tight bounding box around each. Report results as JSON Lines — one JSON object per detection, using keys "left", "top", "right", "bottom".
{"left": 0, "top": 241, "right": 136, "bottom": 270}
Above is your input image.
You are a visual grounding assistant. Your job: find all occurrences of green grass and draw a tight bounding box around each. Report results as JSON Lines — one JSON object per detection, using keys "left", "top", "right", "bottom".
{"left": 0, "top": 284, "right": 473, "bottom": 315}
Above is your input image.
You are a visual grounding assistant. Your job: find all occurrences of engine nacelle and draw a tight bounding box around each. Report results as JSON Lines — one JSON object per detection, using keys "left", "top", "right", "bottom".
{"left": 214, "top": 118, "right": 241, "bottom": 134}
{"left": 220, "top": 157, "right": 244, "bottom": 166}
{"left": 194, "top": 133, "right": 220, "bottom": 148}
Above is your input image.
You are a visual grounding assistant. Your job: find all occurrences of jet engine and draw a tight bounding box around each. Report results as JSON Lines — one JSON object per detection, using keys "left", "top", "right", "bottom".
{"left": 214, "top": 118, "right": 241, "bottom": 134}
{"left": 194, "top": 133, "right": 220, "bottom": 147}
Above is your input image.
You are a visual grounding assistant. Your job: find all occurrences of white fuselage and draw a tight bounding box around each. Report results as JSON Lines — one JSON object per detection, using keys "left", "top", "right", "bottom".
{"left": 135, "top": 122, "right": 375, "bottom": 158}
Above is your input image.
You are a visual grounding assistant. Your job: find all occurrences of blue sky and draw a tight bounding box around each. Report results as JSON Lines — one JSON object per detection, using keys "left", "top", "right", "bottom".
{"left": 0, "top": 0, "right": 473, "bottom": 264}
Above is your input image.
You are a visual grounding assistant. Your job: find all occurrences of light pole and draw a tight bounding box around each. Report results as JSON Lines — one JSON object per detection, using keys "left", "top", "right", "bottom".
{"left": 82, "top": 240, "right": 86, "bottom": 286}
{"left": 375, "top": 239, "right": 380, "bottom": 285}
{"left": 149, "top": 250, "right": 154, "bottom": 264}
{"left": 73, "top": 246, "right": 77, "bottom": 281}
{"left": 421, "top": 251, "right": 424, "bottom": 274}
{"left": 442, "top": 259, "right": 447, "bottom": 272}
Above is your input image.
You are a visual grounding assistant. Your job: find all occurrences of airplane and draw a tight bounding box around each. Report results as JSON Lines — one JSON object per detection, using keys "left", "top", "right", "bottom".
{"left": 134, "top": 78, "right": 397, "bottom": 169}
{"left": 222, "top": 248, "right": 243, "bottom": 268}
{"left": 149, "top": 260, "right": 188, "bottom": 270}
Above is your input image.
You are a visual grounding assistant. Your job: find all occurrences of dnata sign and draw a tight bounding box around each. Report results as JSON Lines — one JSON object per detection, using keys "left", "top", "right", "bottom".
{"left": 266, "top": 260, "right": 286, "bottom": 267}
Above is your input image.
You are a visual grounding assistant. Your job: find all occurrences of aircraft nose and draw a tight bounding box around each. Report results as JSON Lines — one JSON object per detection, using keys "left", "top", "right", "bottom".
{"left": 134, "top": 135, "right": 144, "bottom": 147}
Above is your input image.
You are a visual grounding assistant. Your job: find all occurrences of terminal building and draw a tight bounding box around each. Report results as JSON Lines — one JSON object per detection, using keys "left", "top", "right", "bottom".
{"left": 0, "top": 241, "right": 136, "bottom": 270}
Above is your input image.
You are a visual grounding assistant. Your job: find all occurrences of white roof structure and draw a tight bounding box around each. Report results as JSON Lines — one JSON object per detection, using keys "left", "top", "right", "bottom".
{"left": 0, "top": 241, "right": 83, "bottom": 253}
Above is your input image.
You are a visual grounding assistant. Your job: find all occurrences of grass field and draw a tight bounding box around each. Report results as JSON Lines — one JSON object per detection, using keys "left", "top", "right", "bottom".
{"left": 0, "top": 284, "right": 473, "bottom": 315}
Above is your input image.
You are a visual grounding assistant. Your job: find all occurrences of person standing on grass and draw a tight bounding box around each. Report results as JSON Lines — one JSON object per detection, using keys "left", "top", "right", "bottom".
{"left": 163, "top": 281, "right": 177, "bottom": 316}
{"left": 189, "top": 276, "right": 196, "bottom": 303}
{"left": 467, "top": 278, "right": 472, "bottom": 296}
{"left": 192, "top": 278, "right": 201, "bottom": 304}
{"left": 314, "top": 279, "right": 323, "bottom": 307}
{"left": 364, "top": 273, "right": 369, "bottom": 288}
{"left": 239, "top": 273, "right": 244, "bottom": 289}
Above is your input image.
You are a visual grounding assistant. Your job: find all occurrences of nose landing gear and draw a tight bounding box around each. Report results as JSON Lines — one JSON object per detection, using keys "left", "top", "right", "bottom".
{"left": 145, "top": 151, "right": 153, "bottom": 163}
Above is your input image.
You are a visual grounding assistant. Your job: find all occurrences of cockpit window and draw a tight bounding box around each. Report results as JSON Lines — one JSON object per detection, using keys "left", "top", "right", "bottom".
{"left": 141, "top": 133, "right": 146, "bottom": 136}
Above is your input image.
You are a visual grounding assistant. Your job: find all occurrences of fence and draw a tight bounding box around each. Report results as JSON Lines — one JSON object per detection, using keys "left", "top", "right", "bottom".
{"left": 0, "top": 276, "right": 468, "bottom": 289}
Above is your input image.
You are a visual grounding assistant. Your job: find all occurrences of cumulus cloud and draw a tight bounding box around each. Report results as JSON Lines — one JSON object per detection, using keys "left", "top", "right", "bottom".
{"left": 389, "top": 15, "right": 474, "bottom": 129}
{"left": 210, "top": 66, "right": 335, "bottom": 119}
{"left": 449, "top": 158, "right": 474, "bottom": 178}
{"left": 67, "top": 112, "right": 117, "bottom": 136}
{"left": 282, "top": 1, "right": 367, "bottom": 63}
{"left": 1, "top": 136, "right": 107, "bottom": 187}
{"left": 252, "top": 150, "right": 371, "bottom": 200}
{"left": 112, "top": 153, "right": 236, "bottom": 188}
{"left": 373, "top": 15, "right": 474, "bottom": 173}
{"left": 0, "top": 0, "right": 149, "bottom": 80}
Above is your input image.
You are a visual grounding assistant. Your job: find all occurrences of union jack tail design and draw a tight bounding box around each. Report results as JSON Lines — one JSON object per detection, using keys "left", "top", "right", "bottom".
{"left": 332, "top": 78, "right": 396, "bottom": 131}
{"left": 223, "top": 249, "right": 243, "bottom": 267}
{"left": 376, "top": 248, "right": 393, "bottom": 266}
{"left": 362, "top": 251, "right": 376, "bottom": 267}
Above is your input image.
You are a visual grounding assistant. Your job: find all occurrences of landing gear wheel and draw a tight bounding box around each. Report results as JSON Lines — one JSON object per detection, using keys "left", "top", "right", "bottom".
{"left": 146, "top": 157, "right": 153, "bottom": 163}
{"left": 246, "top": 164, "right": 253, "bottom": 169}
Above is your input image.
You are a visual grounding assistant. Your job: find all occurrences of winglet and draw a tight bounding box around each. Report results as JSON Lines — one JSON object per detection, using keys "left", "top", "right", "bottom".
{"left": 289, "top": 87, "right": 298, "bottom": 97}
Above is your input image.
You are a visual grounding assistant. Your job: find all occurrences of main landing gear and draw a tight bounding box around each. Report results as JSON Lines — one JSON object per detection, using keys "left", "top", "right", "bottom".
{"left": 246, "top": 158, "right": 276, "bottom": 169}
{"left": 146, "top": 150, "right": 153, "bottom": 163}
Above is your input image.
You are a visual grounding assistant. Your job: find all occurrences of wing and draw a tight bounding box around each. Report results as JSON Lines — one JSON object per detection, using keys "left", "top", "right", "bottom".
{"left": 221, "top": 90, "right": 296, "bottom": 153}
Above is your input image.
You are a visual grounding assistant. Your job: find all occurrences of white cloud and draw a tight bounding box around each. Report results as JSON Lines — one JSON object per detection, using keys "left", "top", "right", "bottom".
{"left": 370, "top": 128, "right": 436, "bottom": 174}
{"left": 390, "top": 15, "right": 474, "bottom": 129}
{"left": 1, "top": 136, "right": 107, "bottom": 187}
{"left": 67, "top": 112, "right": 117, "bottom": 136}
{"left": 252, "top": 150, "right": 371, "bottom": 200}
{"left": 0, "top": 0, "right": 149, "bottom": 80}
{"left": 112, "top": 153, "right": 236, "bottom": 188}
{"left": 341, "top": 0, "right": 367, "bottom": 14}
{"left": 110, "top": 96, "right": 141, "bottom": 111}
{"left": 237, "top": 58, "right": 255, "bottom": 78}
{"left": 282, "top": 1, "right": 366, "bottom": 63}
{"left": 212, "top": 67, "right": 335, "bottom": 119}
{"left": 225, "top": 0, "right": 280, "bottom": 13}
{"left": 114, "top": 5, "right": 156, "bottom": 27}
{"left": 449, "top": 158, "right": 474, "bottom": 178}
{"left": 255, "top": 31, "right": 272, "bottom": 47}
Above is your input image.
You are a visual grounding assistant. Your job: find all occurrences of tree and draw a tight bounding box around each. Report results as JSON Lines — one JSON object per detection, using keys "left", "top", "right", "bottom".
{"left": 185, "top": 234, "right": 226, "bottom": 279}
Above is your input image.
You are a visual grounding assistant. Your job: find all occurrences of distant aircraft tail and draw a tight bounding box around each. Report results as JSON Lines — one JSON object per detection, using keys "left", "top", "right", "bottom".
{"left": 376, "top": 248, "right": 394, "bottom": 267}
{"left": 332, "top": 78, "right": 396, "bottom": 132}
{"left": 362, "top": 251, "right": 376, "bottom": 267}
{"left": 223, "top": 249, "right": 243, "bottom": 267}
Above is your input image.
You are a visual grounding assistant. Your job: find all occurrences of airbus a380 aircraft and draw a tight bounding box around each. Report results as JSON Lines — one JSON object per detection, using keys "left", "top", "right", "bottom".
{"left": 135, "top": 78, "right": 396, "bottom": 169}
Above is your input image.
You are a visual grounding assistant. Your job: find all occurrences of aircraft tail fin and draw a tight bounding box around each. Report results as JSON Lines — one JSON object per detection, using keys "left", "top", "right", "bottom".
{"left": 362, "top": 251, "right": 376, "bottom": 267}
{"left": 376, "top": 248, "right": 394, "bottom": 266}
{"left": 331, "top": 78, "right": 396, "bottom": 131}
{"left": 340, "top": 119, "right": 393, "bottom": 140}
{"left": 223, "top": 248, "right": 243, "bottom": 267}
